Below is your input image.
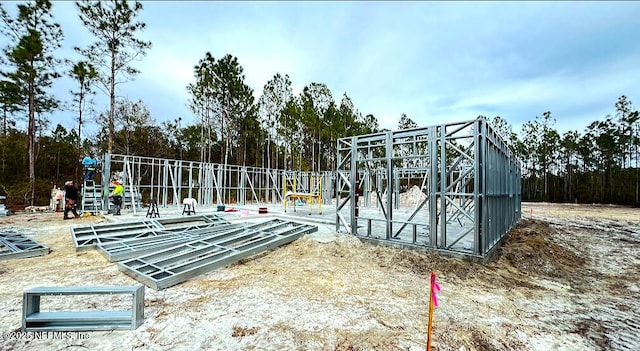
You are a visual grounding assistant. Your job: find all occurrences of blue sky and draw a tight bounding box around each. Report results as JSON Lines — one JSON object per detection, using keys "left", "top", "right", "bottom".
{"left": 7, "top": 1, "right": 640, "bottom": 138}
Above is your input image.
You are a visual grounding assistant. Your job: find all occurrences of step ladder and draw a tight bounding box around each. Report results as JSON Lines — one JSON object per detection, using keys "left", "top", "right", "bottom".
{"left": 81, "top": 180, "right": 101, "bottom": 214}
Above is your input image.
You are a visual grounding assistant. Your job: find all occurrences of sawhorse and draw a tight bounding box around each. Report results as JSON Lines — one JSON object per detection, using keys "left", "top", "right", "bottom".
{"left": 146, "top": 199, "right": 160, "bottom": 218}
{"left": 182, "top": 198, "right": 196, "bottom": 215}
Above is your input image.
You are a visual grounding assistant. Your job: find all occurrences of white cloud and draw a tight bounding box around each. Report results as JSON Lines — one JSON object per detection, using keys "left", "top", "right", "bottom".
{"left": 9, "top": 1, "right": 636, "bottom": 137}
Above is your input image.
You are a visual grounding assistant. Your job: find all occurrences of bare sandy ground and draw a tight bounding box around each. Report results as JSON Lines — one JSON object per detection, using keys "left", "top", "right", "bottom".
{"left": 1, "top": 202, "right": 639, "bottom": 351}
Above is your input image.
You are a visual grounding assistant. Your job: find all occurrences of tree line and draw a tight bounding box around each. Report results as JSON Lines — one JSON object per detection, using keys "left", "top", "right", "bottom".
{"left": 1, "top": 1, "right": 638, "bottom": 209}
{"left": 491, "top": 95, "right": 639, "bottom": 206}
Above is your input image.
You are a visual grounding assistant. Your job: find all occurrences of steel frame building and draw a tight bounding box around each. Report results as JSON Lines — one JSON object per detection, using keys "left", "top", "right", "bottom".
{"left": 335, "top": 117, "right": 521, "bottom": 260}
{"left": 94, "top": 116, "right": 521, "bottom": 260}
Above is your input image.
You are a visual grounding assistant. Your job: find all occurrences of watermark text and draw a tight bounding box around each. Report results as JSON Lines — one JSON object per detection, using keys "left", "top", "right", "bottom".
{"left": 2, "top": 331, "right": 90, "bottom": 340}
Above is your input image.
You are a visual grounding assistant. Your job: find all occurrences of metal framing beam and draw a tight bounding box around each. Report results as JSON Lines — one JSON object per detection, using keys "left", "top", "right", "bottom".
{"left": 0, "top": 230, "right": 50, "bottom": 261}
{"left": 71, "top": 215, "right": 230, "bottom": 251}
{"left": 96, "top": 223, "right": 244, "bottom": 262}
{"left": 22, "top": 285, "right": 144, "bottom": 331}
{"left": 118, "top": 219, "right": 318, "bottom": 290}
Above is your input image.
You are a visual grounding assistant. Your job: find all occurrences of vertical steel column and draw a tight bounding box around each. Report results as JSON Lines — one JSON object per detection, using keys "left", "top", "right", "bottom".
{"left": 480, "top": 118, "right": 488, "bottom": 254}
{"left": 364, "top": 166, "right": 371, "bottom": 207}
{"left": 385, "top": 132, "right": 393, "bottom": 240}
{"left": 263, "top": 167, "right": 268, "bottom": 204}
{"left": 188, "top": 162, "right": 193, "bottom": 199}
{"left": 350, "top": 137, "right": 358, "bottom": 235}
{"left": 202, "top": 164, "right": 209, "bottom": 205}
{"left": 439, "top": 126, "right": 447, "bottom": 248}
{"left": 485, "top": 141, "right": 492, "bottom": 247}
{"left": 138, "top": 157, "right": 143, "bottom": 202}
{"left": 149, "top": 159, "right": 155, "bottom": 203}
{"left": 429, "top": 127, "right": 438, "bottom": 248}
{"left": 197, "top": 164, "right": 203, "bottom": 205}
{"left": 102, "top": 153, "right": 111, "bottom": 213}
{"left": 393, "top": 168, "right": 400, "bottom": 210}
{"left": 162, "top": 160, "right": 169, "bottom": 207}
{"left": 516, "top": 160, "right": 522, "bottom": 221}
{"left": 233, "top": 167, "right": 238, "bottom": 204}
{"left": 376, "top": 170, "right": 383, "bottom": 209}
{"left": 156, "top": 161, "right": 162, "bottom": 206}
{"left": 276, "top": 169, "right": 282, "bottom": 204}
{"left": 494, "top": 143, "right": 500, "bottom": 246}
{"left": 239, "top": 167, "right": 245, "bottom": 204}
{"left": 473, "top": 119, "right": 482, "bottom": 255}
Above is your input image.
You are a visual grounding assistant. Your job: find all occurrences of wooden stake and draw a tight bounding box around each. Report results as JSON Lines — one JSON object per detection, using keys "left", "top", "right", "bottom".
{"left": 426, "top": 271, "right": 439, "bottom": 351}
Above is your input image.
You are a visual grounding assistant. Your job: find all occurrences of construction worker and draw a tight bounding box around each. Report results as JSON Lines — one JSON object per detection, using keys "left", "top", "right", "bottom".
{"left": 63, "top": 180, "right": 80, "bottom": 220}
{"left": 82, "top": 153, "right": 99, "bottom": 181}
{"left": 109, "top": 180, "right": 124, "bottom": 215}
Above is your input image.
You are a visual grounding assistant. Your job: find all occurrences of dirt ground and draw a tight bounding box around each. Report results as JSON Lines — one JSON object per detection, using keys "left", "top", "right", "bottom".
{"left": 1, "top": 202, "right": 639, "bottom": 351}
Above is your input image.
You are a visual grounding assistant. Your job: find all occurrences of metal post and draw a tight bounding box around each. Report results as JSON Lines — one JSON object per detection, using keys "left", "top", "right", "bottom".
{"left": 386, "top": 132, "right": 393, "bottom": 240}
{"left": 473, "top": 119, "right": 482, "bottom": 255}
{"left": 102, "top": 153, "right": 111, "bottom": 214}
{"left": 429, "top": 127, "right": 438, "bottom": 248}
{"left": 439, "top": 126, "right": 447, "bottom": 248}
{"left": 350, "top": 137, "right": 358, "bottom": 235}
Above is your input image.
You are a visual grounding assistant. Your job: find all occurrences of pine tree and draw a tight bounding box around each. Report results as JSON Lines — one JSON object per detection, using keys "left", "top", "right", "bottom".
{"left": 76, "top": 0, "right": 151, "bottom": 154}
{"left": 69, "top": 60, "right": 97, "bottom": 179}
{"left": 1, "top": 0, "right": 63, "bottom": 205}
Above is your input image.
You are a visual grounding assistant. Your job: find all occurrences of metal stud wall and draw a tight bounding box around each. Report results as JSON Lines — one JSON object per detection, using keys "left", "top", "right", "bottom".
{"left": 99, "top": 154, "right": 333, "bottom": 211}
{"left": 71, "top": 215, "right": 229, "bottom": 251}
{"left": 0, "top": 230, "right": 50, "bottom": 260}
{"left": 118, "top": 219, "right": 318, "bottom": 290}
{"left": 71, "top": 217, "right": 318, "bottom": 290}
{"left": 335, "top": 117, "right": 521, "bottom": 260}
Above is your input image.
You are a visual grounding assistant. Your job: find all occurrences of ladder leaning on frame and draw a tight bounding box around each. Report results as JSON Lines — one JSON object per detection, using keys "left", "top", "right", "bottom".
{"left": 81, "top": 179, "right": 101, "bottom": 214}
{"left": 282, "top": 173, "right": 323, "bottom": 215}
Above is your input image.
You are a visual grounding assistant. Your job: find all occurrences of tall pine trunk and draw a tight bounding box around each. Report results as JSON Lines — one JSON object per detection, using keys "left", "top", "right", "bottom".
{"left": 28, "top": 78, "right": 35, "bottom": 206}
{"left": 108, "top": 47, "right": 116, "bottom": 154}
{"left": 76, "top": 81, "right": 84, "bottom": 181}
